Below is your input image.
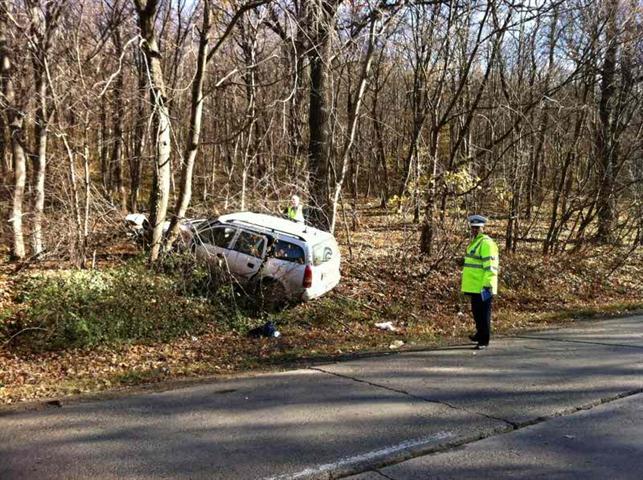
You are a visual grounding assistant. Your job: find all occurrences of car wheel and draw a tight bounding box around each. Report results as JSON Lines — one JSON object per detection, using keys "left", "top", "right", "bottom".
{"left": 258, "top": 279, "right": 288, "bottom": 313}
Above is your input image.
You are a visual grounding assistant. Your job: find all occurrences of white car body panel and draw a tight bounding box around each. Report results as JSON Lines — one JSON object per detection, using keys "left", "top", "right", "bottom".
{"left": 227, "top": 249, "right": 264, "bottom": 280}
{"left": 303, "top": 238, "right": 341, "bottom": 300}
{"left": 264, "top": 258, "right": 305, "bottom": 297}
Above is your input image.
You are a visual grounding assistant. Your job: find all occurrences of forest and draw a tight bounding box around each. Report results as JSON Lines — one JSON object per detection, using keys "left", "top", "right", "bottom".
{"left": 0, "top": 0, "right": 641, "bottom": 403}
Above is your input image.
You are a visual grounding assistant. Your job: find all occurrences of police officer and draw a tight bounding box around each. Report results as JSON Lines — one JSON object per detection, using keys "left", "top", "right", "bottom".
{"left": 461, "top": 215, "right": 499, "bottom": 350}
{"left": 287, "top": 195, "right": 305, "bottom": 223}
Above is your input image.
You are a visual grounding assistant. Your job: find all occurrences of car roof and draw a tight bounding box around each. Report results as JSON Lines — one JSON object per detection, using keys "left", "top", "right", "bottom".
{"left": 217, "top": 212, "right": 334, "bottom": 244}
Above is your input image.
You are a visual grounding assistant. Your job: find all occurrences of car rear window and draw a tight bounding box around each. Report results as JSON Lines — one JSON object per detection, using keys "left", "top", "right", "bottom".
{"left": 233, "top": 231, "right": 266, "bottom": 258}
{"left": 197, "top": 226, "right": 236, "bottom": 248}
{"left": 312, "top": 239, "right": 336, "bottom": 266}
{"left": 272, "top": 240, "right": 305, "bottom": 264}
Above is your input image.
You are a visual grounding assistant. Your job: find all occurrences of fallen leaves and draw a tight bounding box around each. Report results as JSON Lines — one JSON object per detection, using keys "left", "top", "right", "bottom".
{"left": 1, "top": 208, "right": 642, "bottom": 405}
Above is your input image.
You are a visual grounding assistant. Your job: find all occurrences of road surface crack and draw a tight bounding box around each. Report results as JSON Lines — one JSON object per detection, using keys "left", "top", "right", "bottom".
{"left": 310, "top": 366, "right": 517, "bottom": 428}
{"left": 373, "top": 471, "right": 396, "bottom": 480}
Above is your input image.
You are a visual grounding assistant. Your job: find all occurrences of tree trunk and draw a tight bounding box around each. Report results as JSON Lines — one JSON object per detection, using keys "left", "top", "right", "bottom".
{"left": 82, "top": 128, "right": 91, "bottom": 266}
{"left": 111, "top": 22, "right": 126, "bottom": 212}
{"left": 30, "top": 14, "right": 47, "bottom": 256}
{"left": 165, "top": 1, "right": 210, "bottom": 250}
{"left": 526, "top": 7, "right": 558, "bottom": 219}
{"left": 129, "top": 50, "right": 146, "bottom": 212}
{"left": 1, "top": 2, "right": 26, "bottom": 259}
{"left": 27, "top": 2, "right": 66, "bottom": 256}
{"left": 135, "top": 0, "right": 172, "bottom": 263}
{"left": 9, "top": 116, "right": 27, "bottom": 260}
{"left": 61, "top": 127, "right": 84, "bottom": 265}
{"left": 419, "top": 129, "right": 439, "bottom": 254}
{"left": 329, "top": 15, "right": 379, "bottom": 232}
{"left": 31, "top": 75, "right": 47, "bottom": 256}
{"left": 286, "top": 41, "right": 304, "bottom": 175}
{"left": 372, "top": 102, "right": 389, "bottom": 208}
{"left": 99, "top": 97, "right": 110, "bottom": 192}
{"left": 397, "top": 119, "right": 424, "bottom": 212}
{"left": 596, "top": 0, "right": 618, "bottom": 242}
{"left": 0, "top": 90, "right": 6, "bottom": 178}
{"left": 238, "top": 13, "right": 259, "bottom": 212}
{"left": 306, "top": 1, "right": 339, "bottom": 231}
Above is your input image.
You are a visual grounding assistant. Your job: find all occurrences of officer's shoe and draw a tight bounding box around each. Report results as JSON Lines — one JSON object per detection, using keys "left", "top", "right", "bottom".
{"left": 474, "top": 344, "right": 488, "bottom": 350}
{"left": 468, "top": 334, "right": 479, "bottom": 343}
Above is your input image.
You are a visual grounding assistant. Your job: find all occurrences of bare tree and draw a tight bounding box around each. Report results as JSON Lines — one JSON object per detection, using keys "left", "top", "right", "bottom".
{"left": 305, "top": 0, "right": 342, "bottom": 231}
{"left": 0, "top": 0, "right": 640, "bottom": 264}
{"left": 165, "top": 0, "right": 211, "bottom": 250}
{"left": 134, "top": 0, "right": 172, "bottom": 263}
{"left": 1, "top": 0, "right": 27, "bottom": 259}
{"left": 109, "top": 1, "right": 127, "bottom": 212}
{"left": 26, "top": 0, "right": 67, "bottom": 256}
{"left": 595, "top": 0, "right": 619, "bottom": 242}
{"left": 329, "top": 9, "right": 388, "bottom": 232}
{"left": 130, "top": 49, "right": 147, "bottom": 212}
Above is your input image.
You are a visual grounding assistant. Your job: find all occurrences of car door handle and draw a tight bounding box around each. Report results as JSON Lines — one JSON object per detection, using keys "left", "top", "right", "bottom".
{"left": 247, "top": 262, "right": 255, "bottom": 268}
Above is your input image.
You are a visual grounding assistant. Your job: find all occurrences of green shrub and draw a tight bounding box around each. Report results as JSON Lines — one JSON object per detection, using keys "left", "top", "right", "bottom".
{"left": 3, "top": 250, "right": 331, "bottom": 352}
{"left": 160, "top": 250, "right": 241, "bottom": 302}
{"left": 6, "top": 264, "right": 222, "bottom": 351}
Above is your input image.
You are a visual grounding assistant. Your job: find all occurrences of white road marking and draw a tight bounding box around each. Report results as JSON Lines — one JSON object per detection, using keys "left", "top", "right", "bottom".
{"left": 262, "top": 431, "right": 454, "bottom": 480}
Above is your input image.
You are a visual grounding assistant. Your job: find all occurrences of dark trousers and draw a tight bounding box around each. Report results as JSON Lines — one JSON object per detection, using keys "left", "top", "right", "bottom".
{"left": 470, "top": 294, "right": 493, "bottom": 345}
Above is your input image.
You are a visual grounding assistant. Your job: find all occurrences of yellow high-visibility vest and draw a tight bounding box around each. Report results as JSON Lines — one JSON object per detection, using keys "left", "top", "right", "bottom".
{"left": 460, "top": 233, "right": 499, "bottom": 295}
{"left": 288, "top": 205, "right": 304, "bottom": 222}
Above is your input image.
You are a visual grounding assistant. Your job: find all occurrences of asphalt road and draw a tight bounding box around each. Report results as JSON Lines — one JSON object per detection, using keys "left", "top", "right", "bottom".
{"left": 347, "top": 393, "right": 643, "bottom": 480}
{"left": 1, "top": 315, "right": 642, "bottom": 480}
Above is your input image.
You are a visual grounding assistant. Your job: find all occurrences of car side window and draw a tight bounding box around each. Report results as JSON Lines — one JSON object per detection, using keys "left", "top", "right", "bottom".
{"left": 198, "top": 226, "right": 236, "bottom": 248}
{"left": 232, "top": 231, "right": 266, "bottom": 258}
{"left": 272, "top": 240, "right": 305, "bottom": 265}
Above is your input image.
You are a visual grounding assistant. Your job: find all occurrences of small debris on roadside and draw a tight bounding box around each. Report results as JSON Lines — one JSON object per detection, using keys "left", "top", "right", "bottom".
{"left": 389, "top": 340, "right": 404, "bottom": 349}
{"left": 247, "top": 321, "right": 281, "bottom": 338}
{"left": 375, "top": 321, "right": 398, "bottom": 332}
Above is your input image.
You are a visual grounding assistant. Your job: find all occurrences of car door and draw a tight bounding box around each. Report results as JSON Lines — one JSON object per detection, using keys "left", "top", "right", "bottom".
{"left": 266, "top": 239, "right": 306, "bottom": 294}
{"left": 193, "top": 225, "right": 238, "bottom": 269}
{"left": 227, "top": 229, "right": 267, "bottom": 281}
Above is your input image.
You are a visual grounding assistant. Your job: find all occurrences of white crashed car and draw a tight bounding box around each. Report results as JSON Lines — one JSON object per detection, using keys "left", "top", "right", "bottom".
{"left": 189, "top": 212, "right": 341, "bottom": 305}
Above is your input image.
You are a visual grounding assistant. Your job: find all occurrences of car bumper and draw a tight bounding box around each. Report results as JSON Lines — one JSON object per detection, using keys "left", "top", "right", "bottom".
{"left": 301, "top": 277, "right": 340, "bottom": 302}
